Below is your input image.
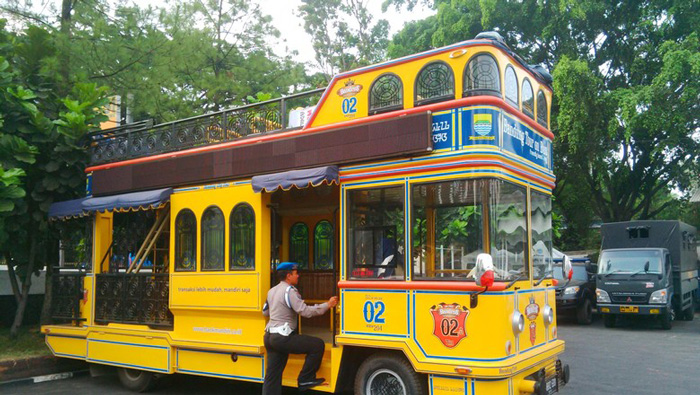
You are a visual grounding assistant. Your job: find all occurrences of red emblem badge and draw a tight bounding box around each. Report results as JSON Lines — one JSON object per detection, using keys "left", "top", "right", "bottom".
{"left": 430, "top": 303, "right": 470, "bottom": 348}
{"left": 525, "top": 296, "right": 540, "bottom": 346}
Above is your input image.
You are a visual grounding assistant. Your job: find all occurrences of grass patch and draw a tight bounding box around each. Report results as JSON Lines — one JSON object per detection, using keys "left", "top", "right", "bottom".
{"left": 0, "top": 326, "right": 50, "bottom": 362}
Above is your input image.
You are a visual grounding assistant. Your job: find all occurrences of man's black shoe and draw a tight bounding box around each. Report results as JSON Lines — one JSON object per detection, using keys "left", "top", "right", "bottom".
{"left": 298, "top": 378, "right": 325, "bottom": 392}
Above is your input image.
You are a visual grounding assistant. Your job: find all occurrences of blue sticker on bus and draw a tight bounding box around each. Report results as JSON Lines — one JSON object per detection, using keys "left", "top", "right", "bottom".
{"left": 501, "top": 113, "right": 552, "bottom": 170}
{"left": 461, "top": 108, "right": 499, "bottom": 146}
{"left": 431, "top": 112, "right": 452, "bottom": 150}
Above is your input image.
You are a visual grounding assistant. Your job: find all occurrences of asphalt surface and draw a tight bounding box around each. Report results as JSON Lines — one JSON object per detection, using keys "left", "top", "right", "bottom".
{"left": 4, "top": 312, "right": 699, "bottom": 394}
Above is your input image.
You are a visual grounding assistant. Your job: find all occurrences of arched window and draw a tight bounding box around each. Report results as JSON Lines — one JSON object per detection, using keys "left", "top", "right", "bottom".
{"left": 536, "top": 90, "right": 548, "bottom": 127}
{"left": 230, "top": 204, "right": 255, "bottom": 270}
{"left": 369, "top": 73, "right": 403, "bottom": 115}
{"left": 521, "top": 79, "right": 534, "bottom": 119}
{"left": 289, "top": 222, "right": 309, "bottom": 269}
{"left": 201, "top": 206, "right": 224, "bottom": 271}
{"left": 175, "top": 209, "right": 196, "bottom": 271}
{"left": 504, "top": 65, "right": 518, "bottom": 107}
{"left": 463, "top": 53, "right": 501, "bottom": 97}
{"left": 414, "top": 61, "right": 455, "bottom": 106}
{"left": 314, "top": 220, "right": 334, "bottom": 270}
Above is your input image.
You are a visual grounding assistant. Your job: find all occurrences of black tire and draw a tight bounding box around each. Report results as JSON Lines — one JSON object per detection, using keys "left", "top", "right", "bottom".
{"left": 117, "top": 368, "right": 158, "bottom": 392}
{"left": 660, "top": 309, "right": 673, "bottom": 330}
{"left": 682, "top": 298, "right": 694, "bottom": 321}
{"left": 576, "top": 299, "right": 593, "bottom": 325}
{"left": 354, "top": 352, "right": 426, "bottom": 395}
{"left": 603, "top": 314, "right": 616, "bottom": 328}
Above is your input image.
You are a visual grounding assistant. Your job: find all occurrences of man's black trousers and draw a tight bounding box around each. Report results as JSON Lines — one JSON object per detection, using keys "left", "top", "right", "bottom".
{"left": 262, "top": 331, "right": 325, "bottom": 395}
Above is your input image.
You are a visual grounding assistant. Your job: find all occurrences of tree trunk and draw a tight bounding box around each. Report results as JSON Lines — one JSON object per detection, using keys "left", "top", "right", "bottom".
{"left": 6, "top": 253, "right": 21, "bottom": 304}
{"left": 59, "top": 0, "right": 75, "bottom": 92}
{"left": 41, "top": 237, "right": 59, "bottom": 325}
{"left": 10, "top": 237, "right": 37, "bottom": 338}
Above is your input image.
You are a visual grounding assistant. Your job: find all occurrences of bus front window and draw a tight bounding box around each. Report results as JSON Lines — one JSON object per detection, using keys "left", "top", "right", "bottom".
{"left": 412, "top": 179, "right": 485, "bottom": 280}
{"left": 411, "top": 178, "right": 529, "bottom": 282}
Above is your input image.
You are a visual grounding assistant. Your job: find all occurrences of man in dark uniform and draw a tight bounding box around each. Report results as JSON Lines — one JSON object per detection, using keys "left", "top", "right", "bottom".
{"left": 262, "top": 262, "right": 338, "bottom": 395}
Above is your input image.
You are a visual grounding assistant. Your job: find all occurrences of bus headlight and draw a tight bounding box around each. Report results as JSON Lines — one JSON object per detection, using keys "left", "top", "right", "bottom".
{"left": 649, "top": 288, "right": 668, "bottom": 304}
{"left": 596, "top": 289, "right": 611, "bottom": 303}
{"left": 543, "top": 305, "right": 554, "bottom": 326}
{"left": 511, "top": 311, "right": 524, "bottom": 335}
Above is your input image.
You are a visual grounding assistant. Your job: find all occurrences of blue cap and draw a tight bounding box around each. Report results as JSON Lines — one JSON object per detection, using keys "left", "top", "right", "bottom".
{"left": 276, "top": 261, "right": 298, "bottom": 271}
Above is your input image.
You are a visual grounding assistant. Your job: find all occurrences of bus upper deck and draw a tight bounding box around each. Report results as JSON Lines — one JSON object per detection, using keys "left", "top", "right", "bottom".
{"left": 45, "top": 32, "right": 568, "bottom": 395}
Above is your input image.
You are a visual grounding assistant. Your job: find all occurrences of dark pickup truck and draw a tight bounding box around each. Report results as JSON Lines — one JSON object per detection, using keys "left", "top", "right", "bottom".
{"left": 554, "top": 258, "right": 596, "bottom": 324}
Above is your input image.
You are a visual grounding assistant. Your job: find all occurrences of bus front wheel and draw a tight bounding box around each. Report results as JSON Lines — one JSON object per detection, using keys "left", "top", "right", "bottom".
{"left": 117, "top": 367, "right": 158, "bottom": 392}
{"left": 354, "top": 353, "right": 426, "bottom": 395}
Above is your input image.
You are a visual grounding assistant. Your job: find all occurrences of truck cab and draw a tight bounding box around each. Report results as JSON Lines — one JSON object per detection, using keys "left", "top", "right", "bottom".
{"left": 595, "top": 221, "right": 698, "bottom": 330}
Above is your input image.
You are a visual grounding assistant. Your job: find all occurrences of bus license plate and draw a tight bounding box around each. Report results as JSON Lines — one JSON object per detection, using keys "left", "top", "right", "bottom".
{"left": 620, "top": 306, "right": 638, "bottom": 313}
{"left": 545, "top": 376, "right": 559, "bottom": 395}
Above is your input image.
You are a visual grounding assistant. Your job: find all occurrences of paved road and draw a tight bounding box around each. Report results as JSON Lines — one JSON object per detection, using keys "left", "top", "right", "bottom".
{"left": 557, "top": 311, "right": 700, "bottom": 395}
{"left": 4, "top": 312, "right": 699, "bottom": 395}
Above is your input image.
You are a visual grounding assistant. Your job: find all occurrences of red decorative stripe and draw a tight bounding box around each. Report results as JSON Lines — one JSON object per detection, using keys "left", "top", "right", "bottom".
{"left": 338, "top": 280, "right": 507, "bottom": 292}
{"left": 341, "top": 158, "right": 556, "bottom": 189}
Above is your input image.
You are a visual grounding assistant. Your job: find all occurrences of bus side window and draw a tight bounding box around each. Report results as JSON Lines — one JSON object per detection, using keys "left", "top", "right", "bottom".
{"left": 175, "top": 209, "right": 197, "bottom": 271}
{"left": 230, "top": 203, "right": 255, "bottom": 270}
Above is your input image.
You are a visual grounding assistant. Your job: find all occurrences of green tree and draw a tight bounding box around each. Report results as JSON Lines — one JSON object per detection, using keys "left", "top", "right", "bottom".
{"left": 300, "top": 0, "right": 390, "bottom": 80}
{"left": 0, "top": 21, "right": 108, "bottom": 337}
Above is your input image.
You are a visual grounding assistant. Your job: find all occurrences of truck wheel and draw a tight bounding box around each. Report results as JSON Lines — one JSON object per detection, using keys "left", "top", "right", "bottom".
{"left": 682, "top": 299, "right": 694, "bottom": 321}
{"left": 576, "top": 299, "right": 593, "bottom": 325}
{"left": 660, "top": 310, "right": 673, "bottom": 330}
{"left": 354, "top": 353, "right": 426, "bottom": 395}
{"left": 603, "top": 314, "right": 616, "bottom": 328}
{"left": 117, "top": 368, "right": 158, "bottom": 392}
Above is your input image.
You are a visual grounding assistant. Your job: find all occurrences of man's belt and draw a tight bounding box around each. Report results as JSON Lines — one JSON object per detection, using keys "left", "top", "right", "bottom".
{"left": 268, "top": 322, "right": 293, "bottom": 336}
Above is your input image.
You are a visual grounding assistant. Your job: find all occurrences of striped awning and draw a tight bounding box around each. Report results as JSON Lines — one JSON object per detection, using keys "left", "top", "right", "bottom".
{"left": 251, "top": 166, "right": 338, "bottom": 193}
{"left": 49, "top": 188, "right": 173, "bottom": 220}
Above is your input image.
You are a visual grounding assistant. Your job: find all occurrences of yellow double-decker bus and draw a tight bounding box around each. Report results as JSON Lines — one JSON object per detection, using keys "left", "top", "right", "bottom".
{"left": 45, "top": 32, "right": 570, "bottom": 394}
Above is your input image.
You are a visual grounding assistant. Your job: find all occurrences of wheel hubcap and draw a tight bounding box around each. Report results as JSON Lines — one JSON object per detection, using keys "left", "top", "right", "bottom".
{"left": 366, "top": 369, "right": 406, "bottom": 395}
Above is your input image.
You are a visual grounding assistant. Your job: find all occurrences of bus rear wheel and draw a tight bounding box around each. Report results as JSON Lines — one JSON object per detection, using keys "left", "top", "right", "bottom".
{"left": 117, "top": 367, "right": 158, "bottom": 392}
{"left": 354, "top": 353, "right": 426, "bottom": 395}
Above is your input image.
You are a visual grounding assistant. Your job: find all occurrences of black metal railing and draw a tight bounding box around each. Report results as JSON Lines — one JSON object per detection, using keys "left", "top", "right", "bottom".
{"left": 94, "top": 273, "right": 173, "bottom": 328}
{"left": 88, "top": 89, "right": 325, "bottom": 165}
{"left": 51, "top": 269, "right": 86, "bottom": 324}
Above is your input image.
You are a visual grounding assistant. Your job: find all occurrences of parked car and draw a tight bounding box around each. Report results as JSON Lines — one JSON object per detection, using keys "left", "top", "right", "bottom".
{"left": 554, "top": 258, "right": 597, "bottom": 324}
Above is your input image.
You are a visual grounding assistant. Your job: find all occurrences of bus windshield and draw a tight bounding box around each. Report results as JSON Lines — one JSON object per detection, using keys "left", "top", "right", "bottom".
{"left": 597, "top": 250, "right": 662, "bottom": 275}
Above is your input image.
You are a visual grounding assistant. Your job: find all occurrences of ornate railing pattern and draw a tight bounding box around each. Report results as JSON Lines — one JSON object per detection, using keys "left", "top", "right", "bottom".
{"left": 89, "top": 89, "right": 324, "bottom": 166}
{"left": 95, "top": 273, "right": 172, "bottom": 328}
{"left": 51, "top": 270, "right": 86, "bottom": 324}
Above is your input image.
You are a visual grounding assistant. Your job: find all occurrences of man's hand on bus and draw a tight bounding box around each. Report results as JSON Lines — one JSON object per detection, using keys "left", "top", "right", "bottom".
{"left": 328, "top": 296, "right": 339, "bottom": 308}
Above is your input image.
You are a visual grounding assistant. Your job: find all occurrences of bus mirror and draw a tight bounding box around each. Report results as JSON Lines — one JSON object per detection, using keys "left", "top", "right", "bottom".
{"left": 474, "top": 253, "right": 495, "bottom": 287}
{"left": 562, "top": 256, "right": 573, "bottom": 285}
{"left": 471, "top": 253, "right": 495, "bottom": 309}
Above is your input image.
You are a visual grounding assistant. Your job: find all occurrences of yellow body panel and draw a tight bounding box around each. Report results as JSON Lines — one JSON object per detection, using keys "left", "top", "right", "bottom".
{"left": 46, "top": 334, "right": 87, "bottom": 360}
{"left": 86, "top": 332, "right": 171, "bottom": 373}
{"left": 176, "top": 348, "right": 264, "bottom": 382}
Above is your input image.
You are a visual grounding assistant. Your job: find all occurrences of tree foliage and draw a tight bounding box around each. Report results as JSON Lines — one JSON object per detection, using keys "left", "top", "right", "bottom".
{"left": 0, "top": 18, "right": 108, "bottom": 336}
{"left": 299, "top": 0, "right": 390, "bottom": 80}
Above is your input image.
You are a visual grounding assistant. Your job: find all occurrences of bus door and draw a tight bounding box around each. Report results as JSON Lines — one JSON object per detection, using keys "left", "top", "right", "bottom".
{"left": 269, "top": 183, "right": 339, "bottom": 341}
